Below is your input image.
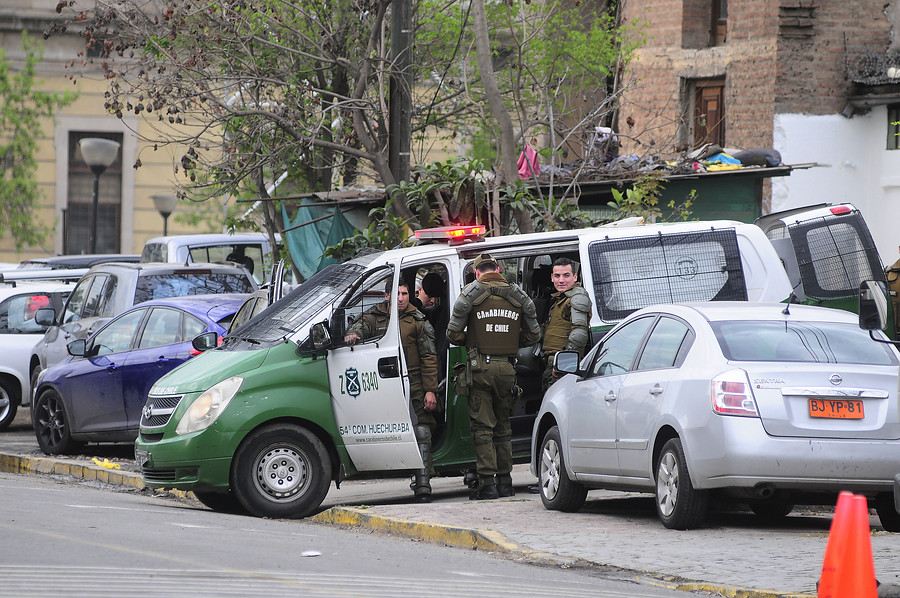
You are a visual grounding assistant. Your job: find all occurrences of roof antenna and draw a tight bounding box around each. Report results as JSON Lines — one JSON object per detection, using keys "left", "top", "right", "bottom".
{"left": 782, "top": 293, "right": 796, "bottom": 315}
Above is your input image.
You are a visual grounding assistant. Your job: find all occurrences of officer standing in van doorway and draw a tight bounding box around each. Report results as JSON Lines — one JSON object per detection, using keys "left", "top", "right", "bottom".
{"left": 447, "top": 253, "right": 540, "bottom": 500}
{"left": 540, "top": 257, "right": 593, "bottom": 393}
{"left": 345, "top": 281, "right": 439, "bottom": 503}
{"left": 527, "top": 257, "right": 592, "bottom": 494}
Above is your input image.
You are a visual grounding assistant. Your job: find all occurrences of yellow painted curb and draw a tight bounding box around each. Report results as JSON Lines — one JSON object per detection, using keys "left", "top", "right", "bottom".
{"left": 0, "top": 452, "right": 193, "bottom": 500}
{"left": 656, "top": 579, "right": 816, "bottom": 598}
{"left": 311, "top": 506, "right": 570, "bottom": 564}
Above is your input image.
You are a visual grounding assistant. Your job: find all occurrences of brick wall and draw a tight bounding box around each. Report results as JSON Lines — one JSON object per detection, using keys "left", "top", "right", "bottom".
{"left": 777, "top": 1, "right": 890, "bottom": 114}
{"left": 617, "top": 0, "right": 893, "bottom": 156}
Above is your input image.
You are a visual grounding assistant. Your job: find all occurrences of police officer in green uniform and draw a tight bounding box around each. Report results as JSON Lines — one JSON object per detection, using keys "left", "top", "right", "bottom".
{"left": 541, "top": 257, "right": 593, "bottom": 392}
{"left": 345, "top": 281, "right": 439, "bottom": 503}
{"left": 447, "top": 253, "right": 540, "bottom": 500}
{"left": 528, "top": 257, "right": 592, "bottom": 494}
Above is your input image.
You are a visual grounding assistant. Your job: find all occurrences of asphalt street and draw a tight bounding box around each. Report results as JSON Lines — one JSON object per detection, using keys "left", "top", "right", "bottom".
{"left": 3, "top": 409, "right": 900, "bottom": 598}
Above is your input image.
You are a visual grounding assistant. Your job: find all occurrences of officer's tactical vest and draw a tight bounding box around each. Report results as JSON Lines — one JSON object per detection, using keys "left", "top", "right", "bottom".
{"left": 466, "top": 288, "right": 522, "bottom": 356}
{"left": 542, "top": 295, "right": 573, "bottom": 354}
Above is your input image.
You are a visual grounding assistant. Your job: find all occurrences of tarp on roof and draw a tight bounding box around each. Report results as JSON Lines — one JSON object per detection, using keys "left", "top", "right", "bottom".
{"left": 281, "top": 200, "right": 357, "bottom": 280}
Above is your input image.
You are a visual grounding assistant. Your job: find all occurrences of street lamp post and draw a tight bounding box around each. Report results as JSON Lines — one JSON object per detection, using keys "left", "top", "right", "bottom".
{"left": 79, "top": 138, "right": 121, "bottom": 254}
{"left": 151, "top": 193, "right": 178, "bottom": 236}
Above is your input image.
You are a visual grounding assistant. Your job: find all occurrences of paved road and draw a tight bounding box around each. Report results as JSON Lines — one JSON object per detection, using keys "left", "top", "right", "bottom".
{"left": 2, "top": 473, "right": 691, "bottom": 598}
{"left": 4, "top": 410, "right": 900, "bottom": 598}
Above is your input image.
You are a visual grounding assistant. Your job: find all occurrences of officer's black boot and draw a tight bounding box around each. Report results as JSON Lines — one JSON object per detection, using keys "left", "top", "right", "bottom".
{"left": 469, "top": 476, "right": 499, "bottom": 500}
{"left": 413, "top": 425, "right": 433, "bottom": 503}
{"left": 497, "top": 483, "right": 515, "bottom": 497}
{"left": 497, "top": 473, "right": 515, "bottom": 497}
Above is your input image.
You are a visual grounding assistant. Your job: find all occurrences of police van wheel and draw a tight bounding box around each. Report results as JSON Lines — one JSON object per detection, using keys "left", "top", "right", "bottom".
{"left": 194, "top": 491, "right": 247, "bottom": 515}
{"left": 538, "top": 426, "right": 587, "bottom": 512}
{"left": 232, "top": 424, "right": 331, "bottom": 519}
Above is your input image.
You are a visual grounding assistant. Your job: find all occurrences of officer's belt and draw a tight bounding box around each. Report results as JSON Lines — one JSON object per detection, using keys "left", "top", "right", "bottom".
{"left": 483, "top": 354, "right": 517, "bottom": 364}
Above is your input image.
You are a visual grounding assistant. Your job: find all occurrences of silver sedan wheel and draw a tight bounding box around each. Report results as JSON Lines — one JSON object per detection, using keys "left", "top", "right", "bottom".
{"left": 656, "top": 450, "right": 679, "bottom": 518}
{"left": 539, "top": 437, "right": 561, "bottom": 500}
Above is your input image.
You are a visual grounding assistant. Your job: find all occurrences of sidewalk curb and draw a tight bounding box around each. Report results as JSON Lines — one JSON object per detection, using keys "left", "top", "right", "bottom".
{"left": 311, "top": 506, "right": 571, "bottom": 564}
{"left": 0, "top": 452, "right": 192, "bottom": 500}
{"left": 311, "top": 506, "right": 816, "bottom": 598}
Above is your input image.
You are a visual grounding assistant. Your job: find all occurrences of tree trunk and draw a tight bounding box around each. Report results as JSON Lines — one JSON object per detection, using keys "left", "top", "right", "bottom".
{"left": 471, "top": 0, "right": 534, "bottom": 234}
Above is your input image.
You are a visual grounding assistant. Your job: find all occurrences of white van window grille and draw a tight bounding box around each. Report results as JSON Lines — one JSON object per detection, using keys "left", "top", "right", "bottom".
{"left": 588, "top": 229, "right": 747, "bottom": 322}
{"left": 788, "top": 212, "right": 884, "bottom": 300}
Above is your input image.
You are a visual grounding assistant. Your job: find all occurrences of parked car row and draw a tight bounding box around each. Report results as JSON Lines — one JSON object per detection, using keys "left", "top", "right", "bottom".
{"left": 5, "top": 213, "right": 900, "bottom": 533}
{"left": 0, "top": 252, "right": 260, "bottom": 438}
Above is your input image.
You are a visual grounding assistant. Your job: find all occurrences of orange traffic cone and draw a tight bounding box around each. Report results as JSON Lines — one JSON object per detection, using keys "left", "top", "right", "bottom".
{"left": 818, "top": 491, "right": 854, "bottom": 598}
{"left": 818, "top": 492, "right": 878, "bottom": 598}
{"left": 832, "top": 495, "right": 877, "bottom": 597}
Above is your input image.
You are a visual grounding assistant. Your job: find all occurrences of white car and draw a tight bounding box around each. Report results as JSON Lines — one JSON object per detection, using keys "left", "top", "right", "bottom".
{"left": 531, "top": 301, "right": 900, "bottom": 531}
{"left": 0, "top": 280, "right": 74, "bottom": 429}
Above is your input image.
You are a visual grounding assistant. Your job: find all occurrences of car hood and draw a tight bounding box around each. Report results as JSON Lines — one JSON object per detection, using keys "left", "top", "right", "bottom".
{"left": 150, "top": 347, "right": 269, "bottom": 395}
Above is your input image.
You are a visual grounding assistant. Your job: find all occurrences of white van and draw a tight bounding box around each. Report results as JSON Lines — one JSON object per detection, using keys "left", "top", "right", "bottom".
{"left": 135, "top": 218, "right": 792, "bottom": 518}
{"left": 140, "top": 233, "right": 280, "bottom": 284}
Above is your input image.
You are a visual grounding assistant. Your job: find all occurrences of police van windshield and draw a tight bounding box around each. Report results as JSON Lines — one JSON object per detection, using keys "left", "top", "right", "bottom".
{"left": 225, "top": 258, "right": 374, "bottom": 345}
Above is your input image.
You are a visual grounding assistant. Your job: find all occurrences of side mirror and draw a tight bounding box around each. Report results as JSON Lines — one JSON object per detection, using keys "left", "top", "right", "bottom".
{"left": 554, "top": 351, "right": 581, "bottom": 374}
{"left": 67, "top": 339, "right": 87, "bottom": 357}
{"left": 192, "top": 331, "right": 219, "bottom": 352}
{"left": 35, "top": 307, "right": 56, "bottom": 327}
{"left": 298, "top": 321, "right": 332, "bottom": 355}
{"left": 859, "top": 280, "right": 888, "bottom": 331}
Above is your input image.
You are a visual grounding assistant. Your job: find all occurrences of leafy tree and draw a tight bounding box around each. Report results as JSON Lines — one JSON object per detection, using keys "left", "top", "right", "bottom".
{"left": 48, "top": 0, "right": 639, "bottom": 249}
{"left": 0, "top": 33, "right": 76, "bottom": 250}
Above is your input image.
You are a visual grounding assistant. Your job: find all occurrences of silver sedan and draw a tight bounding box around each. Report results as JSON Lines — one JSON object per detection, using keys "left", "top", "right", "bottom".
{"left": 531, "top": 302, "right": 900, "bottom": 530}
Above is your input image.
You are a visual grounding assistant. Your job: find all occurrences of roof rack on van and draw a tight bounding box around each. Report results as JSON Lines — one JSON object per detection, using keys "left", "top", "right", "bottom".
{"left": 0, "top": 268, "right": 87, "bottom": 283}
{"left": 598, "top": 216, "right": 646, "bottom": 228}
{"left": 414, "top": 225, "right": 486, "bottom": 246}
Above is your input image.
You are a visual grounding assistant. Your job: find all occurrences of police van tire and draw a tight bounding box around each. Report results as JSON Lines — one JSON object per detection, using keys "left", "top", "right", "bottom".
{"left": 232, "top": 424, "right": 331, "bottom": 519}
{"left": 538, "top": 426, "right": 587, "bottom": 513}
{"left": 194, "top": 491, "right": 247, "bottom": 515}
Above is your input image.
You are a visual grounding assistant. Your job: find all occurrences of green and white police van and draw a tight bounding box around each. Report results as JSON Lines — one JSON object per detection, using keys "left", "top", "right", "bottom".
{"left": 134, "top": 207, "right": 885, "bottom": 518}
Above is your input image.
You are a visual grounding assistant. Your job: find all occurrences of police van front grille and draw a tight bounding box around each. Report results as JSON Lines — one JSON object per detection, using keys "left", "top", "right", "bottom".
{"left": 141, "top": 394, "right": 183, "bottom": 428}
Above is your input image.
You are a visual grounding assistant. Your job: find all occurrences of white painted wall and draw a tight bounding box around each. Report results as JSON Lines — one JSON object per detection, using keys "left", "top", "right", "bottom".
{"left": 773, "top": 109, "right": 900, "bottom": 266}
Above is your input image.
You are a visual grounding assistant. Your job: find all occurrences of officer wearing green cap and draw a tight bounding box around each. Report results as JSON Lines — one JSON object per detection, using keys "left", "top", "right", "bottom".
{"left": 447, "top": 253, "right": 540, "bottom": 500}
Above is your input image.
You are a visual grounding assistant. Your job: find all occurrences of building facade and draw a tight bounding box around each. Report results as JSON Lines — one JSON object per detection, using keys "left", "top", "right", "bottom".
{"left": 619, "top": 0, "right": 900, "bottom": 263}
{"left": 0, "top": 1, "right": 234, "bottom": 264}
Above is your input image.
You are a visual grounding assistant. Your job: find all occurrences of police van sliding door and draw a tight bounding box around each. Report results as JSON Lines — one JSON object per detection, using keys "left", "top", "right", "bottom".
{"left": 326, "top": 267, "right": 422, "bottom": 471}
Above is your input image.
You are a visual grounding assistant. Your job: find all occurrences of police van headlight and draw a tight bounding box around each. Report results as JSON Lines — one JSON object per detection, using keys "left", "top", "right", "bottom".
{"left": 175, "top": 376, "right": 243, "bottom": 435}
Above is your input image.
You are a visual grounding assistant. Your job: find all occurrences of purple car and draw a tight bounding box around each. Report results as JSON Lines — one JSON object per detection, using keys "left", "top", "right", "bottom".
{"left": 32, "top": 294, "right": 246, "bottom": 455}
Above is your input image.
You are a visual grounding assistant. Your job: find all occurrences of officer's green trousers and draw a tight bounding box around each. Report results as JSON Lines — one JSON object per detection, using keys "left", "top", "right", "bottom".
{"left": 467, "top": 359, "right": 515, "bottom": 486}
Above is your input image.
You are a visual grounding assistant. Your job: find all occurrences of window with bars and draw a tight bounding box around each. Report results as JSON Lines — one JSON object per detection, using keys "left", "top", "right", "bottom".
{"left": 888, "top": 105, "right": 900, "bottom": 150}
{"left": 66, "top": 131, "right": 123, "bottom": 254}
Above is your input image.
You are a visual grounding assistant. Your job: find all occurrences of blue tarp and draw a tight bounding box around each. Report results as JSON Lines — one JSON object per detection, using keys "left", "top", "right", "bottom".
{"left": 281, "top": 200, "right": 357, "bottom": 280}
